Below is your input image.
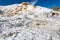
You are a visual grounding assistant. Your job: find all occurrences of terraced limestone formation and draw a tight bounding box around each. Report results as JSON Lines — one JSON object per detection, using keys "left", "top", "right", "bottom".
{"left": 0, "top": 2, "right": 60, "bottom": 40}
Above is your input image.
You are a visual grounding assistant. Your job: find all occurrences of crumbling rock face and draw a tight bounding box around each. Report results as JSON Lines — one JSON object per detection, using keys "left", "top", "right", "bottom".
{"left": 0, "top": 2, "right": 60, "bottom": 40}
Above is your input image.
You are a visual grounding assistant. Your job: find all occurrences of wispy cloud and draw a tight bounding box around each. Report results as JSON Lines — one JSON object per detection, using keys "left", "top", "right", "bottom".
{"left": 31, "top": 0, "right": 38, "bottom": 5}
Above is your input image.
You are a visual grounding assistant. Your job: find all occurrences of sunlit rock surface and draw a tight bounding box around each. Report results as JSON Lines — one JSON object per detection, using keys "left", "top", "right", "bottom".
{"left": 0, "top": 2, "right": 60, "bottom": 40}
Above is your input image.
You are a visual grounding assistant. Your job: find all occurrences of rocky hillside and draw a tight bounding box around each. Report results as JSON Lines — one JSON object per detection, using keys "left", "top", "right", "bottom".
{"left": 0, "top": 2, "right": 60, "bottom": 40}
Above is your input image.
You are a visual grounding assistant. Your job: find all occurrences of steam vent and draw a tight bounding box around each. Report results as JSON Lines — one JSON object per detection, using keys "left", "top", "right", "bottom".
{"left": 0, "top": 2, "right": 60, "bottom": 40}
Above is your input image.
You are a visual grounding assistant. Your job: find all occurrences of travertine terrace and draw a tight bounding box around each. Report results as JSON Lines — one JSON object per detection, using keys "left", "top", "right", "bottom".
{"left": 0, "top": 2, "right": 60, "bottom": 40}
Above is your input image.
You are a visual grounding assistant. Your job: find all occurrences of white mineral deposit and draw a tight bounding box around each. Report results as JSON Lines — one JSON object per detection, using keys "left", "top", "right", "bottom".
{"left": 0, "top": 2, "right": 60, "bottom": 40}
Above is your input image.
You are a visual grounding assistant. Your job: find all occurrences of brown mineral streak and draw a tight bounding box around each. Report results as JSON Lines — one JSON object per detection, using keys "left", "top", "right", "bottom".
{"left": 0, "top": 2, "right": 36, "bottom": 17}
{"left": 3, "top": 2, "right": 30, "bottom": 17}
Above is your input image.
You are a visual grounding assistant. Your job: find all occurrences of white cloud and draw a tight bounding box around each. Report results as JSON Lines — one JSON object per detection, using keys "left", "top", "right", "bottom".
{"left": 31, "top": 0, "right": 38, "bottom": 5}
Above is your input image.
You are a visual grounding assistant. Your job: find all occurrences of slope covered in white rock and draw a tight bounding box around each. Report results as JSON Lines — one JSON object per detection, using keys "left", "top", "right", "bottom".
{"left": 0, "top": 2, "right": 60, "bottom": 40}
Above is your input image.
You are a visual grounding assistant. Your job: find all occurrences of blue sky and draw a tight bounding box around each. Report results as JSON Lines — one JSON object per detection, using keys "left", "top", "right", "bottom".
{"left": 0, "top": 0, "right": 60, "bottom": 8}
